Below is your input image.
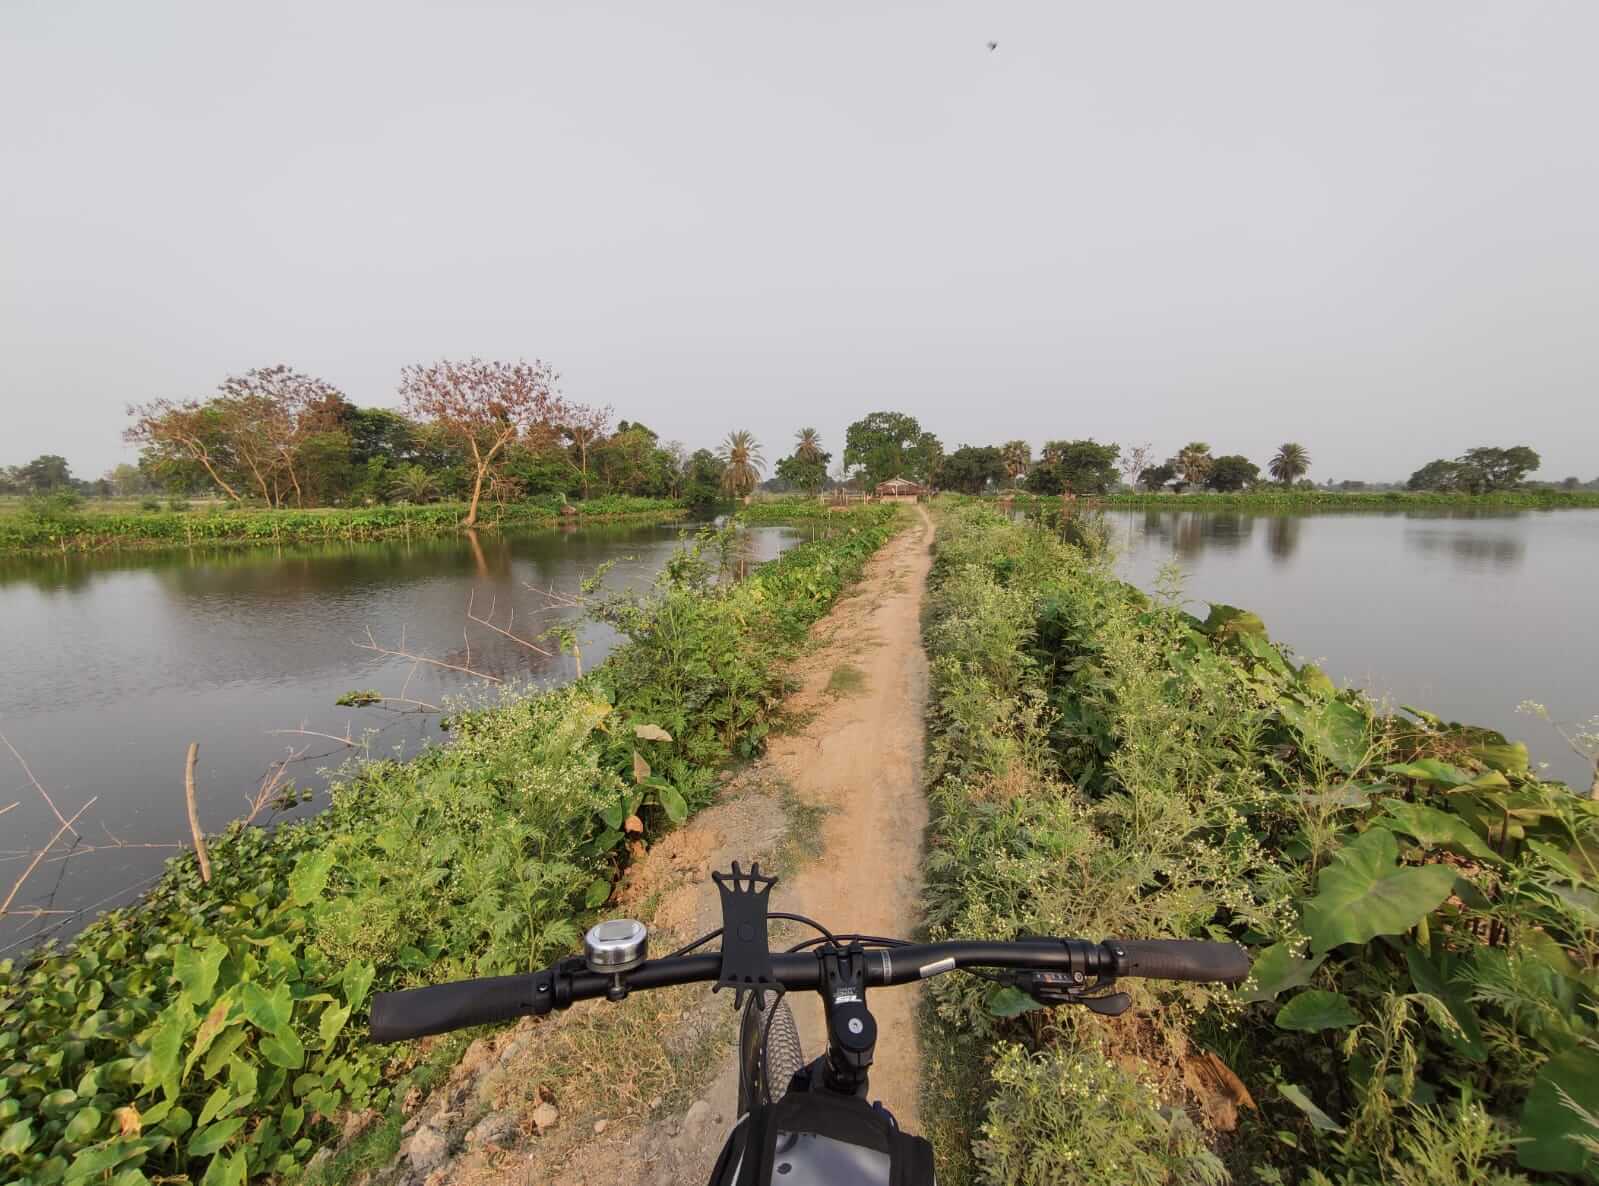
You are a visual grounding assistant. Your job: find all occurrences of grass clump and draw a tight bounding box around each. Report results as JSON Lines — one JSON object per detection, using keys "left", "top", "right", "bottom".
{"left": 824, "top": 663, "right": 867, "bottom": 698}
{"left": 919, "top": 500, "right": 1599, "bottom": 1185}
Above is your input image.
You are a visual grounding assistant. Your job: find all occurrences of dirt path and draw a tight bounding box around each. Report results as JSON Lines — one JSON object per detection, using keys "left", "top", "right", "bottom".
{"left": 393, "top": 508, "right": 935, "bottom": 1186}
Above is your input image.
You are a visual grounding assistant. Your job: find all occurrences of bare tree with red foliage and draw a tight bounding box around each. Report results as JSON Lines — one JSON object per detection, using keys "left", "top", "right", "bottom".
{"left": 398, "top": 358, "right": 567, "bottom": 527}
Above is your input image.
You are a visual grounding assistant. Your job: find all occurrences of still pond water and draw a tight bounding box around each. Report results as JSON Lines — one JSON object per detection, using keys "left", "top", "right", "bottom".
{"left": 1100, "top": 507, "right": 1597, "bottom": 790}
{"left": 0, "top": 520, "right": 800, "bottom": 949}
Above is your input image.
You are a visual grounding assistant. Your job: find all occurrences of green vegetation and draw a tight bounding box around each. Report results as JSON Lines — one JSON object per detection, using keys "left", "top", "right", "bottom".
{"left": 0, "top": 505, "right": 902, "bottom": 1186}
{"left": 824, "top": 663, "right": 867, "bottom": 698}
{"left": 999, "top": 487, "right": 1599, "bottom": 510}
{"left": 921, "top": 501, "right": 1599, "bottom": 1184}
{"left": 0, "top": 494, "right": 680, "bottom": 554}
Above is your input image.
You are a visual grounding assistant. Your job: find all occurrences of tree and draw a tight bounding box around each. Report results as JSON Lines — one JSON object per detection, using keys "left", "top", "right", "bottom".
{"left": 775, "top": 446, "right": 831, "bottom": 494}
{"left": 1174, "top": 442, "right": 1214, "bottom": 488}
{"left": 105, "top": 463, "right": 151, "bottom": 496}
{"left": 552, "top": 403, "right": 613, "bottom": 498}
{"left": 1268, "top": 442, "right": 1311, "bottom": 485}
{"left": 1117, "top": 442, "right": 1155, "bottom": 491}
{"left": 126, "top": 400, "right": 244, "bottom": 501}
{"left": 843, "top": 412, "right": 942, "bottom": 487}
{"left": 1139, "top": 461, "right": 1177, "bottom": 491}
{"left": 399, "top": 358, "right": 566, "bottom": 527}
{"left": 1206, "top": 454, "right": 1260, "bottom": 492}
{"left": 18, "top": 454, "right": 73, "bottom": 492}
{"left": 388, "top": 465, "right": 442, "bottom": 503}
{"left": 716, "top": 430, "right": 765, "bottom": 498}
{"left": 999, "top": 441, "right": 1031, "bottom": 488}
{"left": 683, "top": 449, "right": 726, "bottom": 508}
{"left": 794, "top": 428, "right": 825, "bottom": 464}
{"left": 1026, "top": 440, "right": 1121, "bottom": 495}
{"left": 214, "top": 366, "right": 344, "bottom": 507}
{"left": 1408, "top": 445, "right": 1541, "bottom": 493}
{"left": 934, "top": 445, "right": 1006, "bottom": 494}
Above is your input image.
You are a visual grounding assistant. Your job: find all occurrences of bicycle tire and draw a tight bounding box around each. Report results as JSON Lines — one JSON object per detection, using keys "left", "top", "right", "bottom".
{"left": 761, "top": 996, "right": 804, "bottom": 1103}
{"left": 738, "top": 992, "right": 805, "bottom": 1111}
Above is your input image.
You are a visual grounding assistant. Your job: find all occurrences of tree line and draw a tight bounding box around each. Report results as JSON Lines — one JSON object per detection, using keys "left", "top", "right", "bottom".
{"left": 6, "top": 375, "right": 1588, "bottom": 512}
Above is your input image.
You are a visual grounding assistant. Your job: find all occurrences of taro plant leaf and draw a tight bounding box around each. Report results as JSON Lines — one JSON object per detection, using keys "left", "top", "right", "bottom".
{"left": 1279, "top": 696, "right": 1368, "bottom": 773}
{"left": 185, "top": 998, "right": 233, "bottom": 1078}
{"left": 187, "top": 1115, "right": 247, "bottom": 1158}
{"left": 656, "top": 784, "right": 689, "bottom": 825}
{"left": 987, "top": 986, "right": 1045, "bottom": 1018}
{"left": 1468, "top": 739, "right": 1530, "bottom": 775}
{"left": 172, "top": 942, "right": 227, "bottom": 1005}
{"left": 141, "top": 1000, "right": 191, "bottom": 1095}
{"left": 599, "top": 801, "right": 627, "bottom": 831}
{"left": 1278, "top": 1083, "right": 1344, "bottom": 1132}
{"left": 633, "top": 723, "right": 673, "bottom": 742}
{"left": 1236, "top": 942, "right": 1325, "bottom": 1004}
{"left": 632, "top": 750, "right": 650, "bottom": 785}
{"left": 584, "top": 877, "right": 612, "bottom": 909}
{"left": 1375, "top": 802, "right": 1506, "bottom": 866}
{"left": 1299, "top": 664, "right": 1335, "bottom": 698}
{"left": 1518, "top": 1046, "right": 1599, "bottom": 1173}
{"left": 287, "top": 847, "right": 337, "bottom": 907}
{"left": 200, "top": 1150, "right": 248, "bottom": 1186}
{"left": 260, "top": 1028, "right": 306, "bottom": 1070}
{"left": 318, "top": 1002, "right": 351, "bottom": 1048}
{"left": 1275, "top": 989, "right": 1359, "bottom": 1032}
{"left": 63, "top": 1107, "right": 103, "bottom": 1143}
{"left": 239, "top": 981, "right": 293, "bottom": 1036}
{"left": 1203, "top": 603, "right": 1267, "bottom": 641}
{"left": 1298, "top": 829, "right": 1458, "bottom": 954}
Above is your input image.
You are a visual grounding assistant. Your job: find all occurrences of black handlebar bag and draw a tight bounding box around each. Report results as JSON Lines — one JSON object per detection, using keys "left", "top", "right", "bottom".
{"left": 707, "top": 1091, "right": 935, "bottom": 1186}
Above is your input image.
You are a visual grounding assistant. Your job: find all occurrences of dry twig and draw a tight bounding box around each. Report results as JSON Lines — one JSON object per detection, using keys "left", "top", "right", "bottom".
{"left": 2, "top": 731, "right": 80, "bottom": 838}
{"left": 184, "top": 743, "right": 211, "bottom": 883}
{"left": 1, "top": 796, "right": 98, "bottom": 916}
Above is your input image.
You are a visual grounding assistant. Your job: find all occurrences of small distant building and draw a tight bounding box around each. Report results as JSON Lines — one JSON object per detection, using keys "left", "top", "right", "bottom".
{"left": 874, "top": 477, "right": 927, "bottom": 502}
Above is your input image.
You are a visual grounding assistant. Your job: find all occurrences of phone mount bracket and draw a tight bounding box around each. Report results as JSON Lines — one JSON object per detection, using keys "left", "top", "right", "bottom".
{"left": 711, "top": 861, "right": 778, "bottom": 1008}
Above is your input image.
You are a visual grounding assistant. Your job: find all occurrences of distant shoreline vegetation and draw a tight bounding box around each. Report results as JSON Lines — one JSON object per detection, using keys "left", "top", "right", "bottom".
{"left": 0, "top": 495, "right": 685, "bottom": 555}
{"left": 995, "top": 488, "right": 1599, "bottom": 511}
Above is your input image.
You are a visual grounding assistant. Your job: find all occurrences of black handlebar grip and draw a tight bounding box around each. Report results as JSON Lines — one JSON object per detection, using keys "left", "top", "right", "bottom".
{"left": 370, "top": 973, "right": 544, "bottom": 1042}
{"left": 1109, "top": 940, "right": 1251, "bottom": 985}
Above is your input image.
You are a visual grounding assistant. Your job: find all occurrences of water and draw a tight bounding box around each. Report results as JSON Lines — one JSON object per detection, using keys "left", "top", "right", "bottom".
{"left": 1095, "top": 507, "right": 1599, "bottom": 789}
{"left": 0, "top": 520, "right": 801, "bottom": 949}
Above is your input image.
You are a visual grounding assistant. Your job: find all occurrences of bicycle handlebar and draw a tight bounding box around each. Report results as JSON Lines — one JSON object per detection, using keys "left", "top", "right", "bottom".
{"left": 370, "top": 938, "right": 1249, "bottom": 1043}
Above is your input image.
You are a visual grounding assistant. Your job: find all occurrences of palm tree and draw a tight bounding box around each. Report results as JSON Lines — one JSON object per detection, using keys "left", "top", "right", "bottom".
{"left": 716, "top": 430, "right": 765, "bottom": 498}
{"left": 794, "top": 427, "right": 824, "bottom": 463}
{"left": 388, "top": 464, "right": 441, "bottom": 504}
{"left": 1269, "top": 442, "right": 1310, "bottom": 486}
{"left": 1000, "top": 441, "right": 1031, "bottom": 488}
{"left": 1175, "top": 442, "right": 1214, "bottom": 488}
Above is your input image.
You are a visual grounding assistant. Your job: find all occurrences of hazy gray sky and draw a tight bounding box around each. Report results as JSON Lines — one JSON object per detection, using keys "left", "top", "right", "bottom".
{"left": 4, "top": 1, "right": 1596, "bottom": 482}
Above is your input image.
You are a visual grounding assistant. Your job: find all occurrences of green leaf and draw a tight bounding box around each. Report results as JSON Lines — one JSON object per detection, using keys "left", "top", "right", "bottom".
{"left": 196, "top": 1086, "right": 232, "bottom": 1128}
{"left": 185, "top": 999, "right": 233, "bottom": 1079}
{"left": 0, "top": 1117, "right": 34, "bottom": 1156}
{"left": 1375, "top": 802, "right": 1506, "bottom": 866}
{"left": 172, "top": 942, "right": 226, "bottom": 1005}
{"left": 187, "top": 1115, "right": 246, "bottom": 1158}
{"left": 1278, "top": 1083, "right": 1344, "bottom": 1133}
{"left": 1519, "top": 1047, "right": 1599, "bottom": 1173}
{"left": 281, "top": 1103, "right": 304, "bottom": 1139}
{"left": 1275, "top": 990, "right": 1358, "bottom": 1032}
{"left": 287, "top": 848, "right": 337, "bottom": 907}
{"left": 1279, "top": 697, "right": 1368, "bottom": 772}
{"left": 656, "top": 785, "right": 689, "bottom": 825}
{"left": 986, "top": 986, "right": 1044, "bottom": 1018}
{"left": 1299, "top": 829, "right": 1458, "bottom": 954}
{"left": 63, "top": 1107, "right": 103, "bottom": 1142}
{"left": 1467, "top": 740, "right": 1529, "bottom": 775}
{"left": 1202, "top": 603, "right": 1267, "bottom": 641}
{"left": 141, "top": 1000, "right": 191, "bottom": 1096}
{"left": 1405, "top": 950, "right": 1486, "bottom": 1060}
{"left": 599, "top": 802, "right": 627, "bottom": 831}
{"left": 239, "top": 981, "right": 293, "bottom": 1036}
{"left": 202, "top": 1027, "right": 250, "bottom": 1079}
{"left": 260, "top": 1028, "right": 305, "bottom": 1069}
{"left": 342, "top": 960, "right": 375, "bottom": 1012}
{"left": 583, "top": 877, "right": 612, "bottom": 909}
{"left": 199, "top": 1149, "right": 247, "bottom": 1186}
{"left": 1236, "top": 942, "right": 1325, "bottom": 1004}
{"left": 318, "top": 1003, "right": 351, "bottom": 1048}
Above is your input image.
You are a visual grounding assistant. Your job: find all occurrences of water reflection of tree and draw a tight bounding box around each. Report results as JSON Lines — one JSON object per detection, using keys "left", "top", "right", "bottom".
{"left": 1407, "top": 529, "right": 1526, "bottom": 570}
{"left": 1266, "top": 516, "right": 1302, "bottom": 563}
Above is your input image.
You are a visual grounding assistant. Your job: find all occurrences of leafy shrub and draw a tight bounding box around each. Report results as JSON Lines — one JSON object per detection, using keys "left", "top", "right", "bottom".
{"left": 920, "top": 502, "right": 1597, "bottom": 1184}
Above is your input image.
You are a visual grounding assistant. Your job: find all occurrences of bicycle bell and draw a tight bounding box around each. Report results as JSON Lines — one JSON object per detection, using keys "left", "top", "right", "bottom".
{"left": 584, "top": 919, "right": 648, "bottom": 999}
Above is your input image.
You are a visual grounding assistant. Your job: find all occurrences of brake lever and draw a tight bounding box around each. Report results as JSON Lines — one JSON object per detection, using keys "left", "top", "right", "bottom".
{"left": 1009, "top": 969, "right": 1132, "bottom": 1017}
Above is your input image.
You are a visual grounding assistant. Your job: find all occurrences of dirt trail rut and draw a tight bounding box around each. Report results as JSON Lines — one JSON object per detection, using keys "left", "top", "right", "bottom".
{"left": 398, "top": 508, "right": 934, "bottom": 1186}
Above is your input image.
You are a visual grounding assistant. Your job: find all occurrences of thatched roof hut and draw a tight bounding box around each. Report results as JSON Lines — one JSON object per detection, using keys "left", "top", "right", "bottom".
{"left": 874, "top": 477, "right": 926, "bottom": 502}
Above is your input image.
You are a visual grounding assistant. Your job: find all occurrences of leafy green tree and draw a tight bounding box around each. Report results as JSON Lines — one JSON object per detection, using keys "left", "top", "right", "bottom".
{"left": 1407, "top": 458, "right": 1461, "bottom": 491}
{"left": 716, "top": 430, "right": 764, "bottom": 498}
{"left": 1139, "top": 461, "right": 1177, "bottom": 491}
{"left": 1268, "top": 442, "right": 1310, "bottom": 485}
{"left": 775, "top": 448, "right": 831, "bottom": 494}
{"left": 1408, "top": 446, "right": 1540, "bottom": 493}
{"left": 104, "top": 463, "right": 152, "bottom": 495}
{"left": 843, "top": 411, "right": 942, "bottom": 487}
{"left": 793, "top": 427, "right": 825, "bottom": 464}
{"left": 934, "top": 445, "right": 1006, "bottom": 494}
{"left": 18, "top": 454, "right": 73, "bottom": 492}
{"left": 1206, "top": 454, "right": 1260, "bottom": 491}
{"left": 1026, "top": 440, "right": 1121, "bottom": 495}
{"left": 1173, "top": 442, "right": 1214, "bottom": 488}
{"left": 683, "top": 448, "right": 726, "bottom": 508}
{"left": 593, "top": 422, "right": 675, "bottom": 496}
{"left": 388, "top": 464, "right": 442, "bottom": 503}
